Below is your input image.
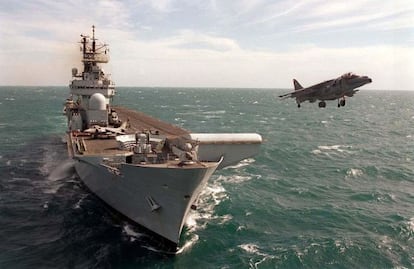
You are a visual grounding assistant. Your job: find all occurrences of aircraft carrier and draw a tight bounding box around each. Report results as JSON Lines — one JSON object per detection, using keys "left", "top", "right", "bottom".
{"left": 64, "top": 26, "right": 262, "bottom": 249}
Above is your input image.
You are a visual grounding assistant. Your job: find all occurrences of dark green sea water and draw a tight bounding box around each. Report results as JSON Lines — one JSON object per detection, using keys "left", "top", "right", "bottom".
{"left": 0, "top": 86, "right": 413, "bottom": 268}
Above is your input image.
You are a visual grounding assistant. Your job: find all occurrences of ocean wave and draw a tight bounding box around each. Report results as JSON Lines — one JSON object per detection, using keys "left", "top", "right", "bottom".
{"left": 408, "top": 217, "right": 414, "bottom": 234}
{"left": 312, "top": 144, "right": 354, "bottom": 156}
{"left": 349, "top": 191, "right": 396, "bottom": 203}
{"left": 176, "top": 234, "right": 199, "bottom": 254}
{"left": 346, "top": 168, "right": 364, "bottom": 178}
{"left": 224, "top": 158, "right": 255, "bottom": 170}
{"left": 185, "top": 179, "right": 229, "bottom": 234}
{"left": 202, "top": 110, "right": 226, "bottom": 115}
{"left": 122, "top": 223, "right": 146, "bottom": 242}
{"left": 239, "top": 243, "right": 275, "bottom": 268}
{"left": 239, "top": 243, "right": 261, "bottom": 254}
{"left": 72, "top": 194, "right": 89, "bottom": 210}
{"left": 318, "top": 145, "right": 352, "bottom": 152}
{"left": 216, "top": 174, "right": 253, "bottom": 184}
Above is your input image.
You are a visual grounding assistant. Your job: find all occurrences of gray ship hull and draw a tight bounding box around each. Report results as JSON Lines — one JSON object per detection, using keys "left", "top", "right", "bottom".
{"left": 74, "top": 155, "right": 220, "bottom": 245}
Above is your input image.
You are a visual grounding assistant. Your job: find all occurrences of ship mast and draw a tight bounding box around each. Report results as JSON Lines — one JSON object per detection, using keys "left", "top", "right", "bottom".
{"left": 69, "top": 25, "right": 115, "bottom": 108}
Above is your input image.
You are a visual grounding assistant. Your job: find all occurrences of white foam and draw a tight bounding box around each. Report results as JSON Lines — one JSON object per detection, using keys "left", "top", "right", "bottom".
{"left": 176, "top": 234, "right": 199, "bottom": 254}
{"left": 346, "top": 168, "right": 363, "bottom": 178}
{"left": 217, "top": 214, "right": 233, "bottom": 225}
{"left": 239, "top": 243, "right": 260, "bottom": 254}
{"left": 224, "top": 158, "right": 255, "bottom": 170}
{"left": 319, "top": 145, "right": 346, "bottom": 151}
{"left": 184, "top": 179, "right": 228, "bottom": 234}
{"left": 407, "top": 217, "right": 414, "bottom": 232}
{"left": 122, "top": 223, "right": 145, "bottom": 242}
{"left": 312, "top": 149, "right": 322, "bottom": 155}
{"left": 317, "top": 144, "right": 353, "bottom": 154}
{"left": 237, "top": 225, "right": 246, "bottom": 231}
{"left": 202, "top": 110, "right": 226, "bottom": 115}
{"left": 217, "top": 174, "right": 253, "bottom": 184}
{"left": 73, "top": 194, "right": 88, "bottom": 209}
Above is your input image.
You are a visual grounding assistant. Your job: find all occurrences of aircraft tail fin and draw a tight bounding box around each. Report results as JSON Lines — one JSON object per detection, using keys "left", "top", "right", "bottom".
{"left": 293, "top": 79, "right": 303, "bottom": 91}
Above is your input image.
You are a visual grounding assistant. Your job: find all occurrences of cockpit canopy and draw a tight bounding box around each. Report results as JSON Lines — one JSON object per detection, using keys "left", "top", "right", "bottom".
{"left": 341, "top": 72, "right": 358, "bottom": 79}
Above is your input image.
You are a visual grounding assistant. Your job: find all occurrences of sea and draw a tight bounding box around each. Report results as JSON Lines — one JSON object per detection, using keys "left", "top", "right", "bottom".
{"left": 0, "top": 86, "right": 413, "bottom": 269}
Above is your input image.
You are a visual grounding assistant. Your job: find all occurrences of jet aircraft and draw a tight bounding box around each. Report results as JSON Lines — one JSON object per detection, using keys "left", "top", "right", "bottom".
{"left": 84, "top": 121, "right": 128, "bottom": 136}
{"left": 279, "top": 73, "right": 372, "bottom": 108}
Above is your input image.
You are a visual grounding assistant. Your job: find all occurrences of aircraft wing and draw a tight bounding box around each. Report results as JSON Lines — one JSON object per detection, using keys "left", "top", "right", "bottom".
{"left": 279, "top": 87, "right": 317, "bottom": 99}
{"left": 104, "top": 127, "right": 126, "bottom": 134}
{"left": 279, "top": 79, "right": 334, "bottom": 99}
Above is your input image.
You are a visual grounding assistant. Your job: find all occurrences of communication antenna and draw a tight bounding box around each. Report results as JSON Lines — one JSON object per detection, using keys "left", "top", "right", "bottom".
{"left": 92, "top": 25, "right": 96, "bottom": 53}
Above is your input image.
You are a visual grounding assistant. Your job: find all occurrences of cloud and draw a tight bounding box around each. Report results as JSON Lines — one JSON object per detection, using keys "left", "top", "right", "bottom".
{"left": 105, "top": 31, "right": 414, "bottom": 90}
{"left": 0, "top": 0, "right": 413, "bottom": 89}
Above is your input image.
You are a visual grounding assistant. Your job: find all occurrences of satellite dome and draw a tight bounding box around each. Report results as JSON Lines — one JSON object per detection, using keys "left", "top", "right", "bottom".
{"left": 89, "top": 93, "right": 106, "bottom": 110}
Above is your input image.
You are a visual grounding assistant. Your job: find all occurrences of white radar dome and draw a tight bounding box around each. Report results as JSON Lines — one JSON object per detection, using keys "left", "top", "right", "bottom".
{"left": 89, "top": 93, "right": 106, "bottom": 110}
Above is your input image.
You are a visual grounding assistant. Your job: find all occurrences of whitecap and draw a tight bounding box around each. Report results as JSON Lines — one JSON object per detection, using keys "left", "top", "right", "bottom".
{"left": 73, "top": 194, "right": 88, "bottom": 209}
{"left": 318, "top": 144, "right": 353, "bottom": 153}
{"left": 224, "top": 158, "right": 255, "bottom": 170}
{"left": 176, "top": 234, "right": 199, "bottom": 254}
{"left": 239, "top": 243, "right": 260, "bottom": 254}
{"left": 202, "top": 110, "right": 226, "bottom": 115}
{"left": 206, "top": 184, "right": 228, "bottom": 207}
{"left": 184, "top": 180, "right": 228, "bottom": 233}
{"left": 408, "top": 217, "right": 414, "bottom": 232}
{"left": 311, "top": 149, "right": 322, "bottom": 155}
{"left": 377, "top": 235, "right": 392, "bottom": 250}
{"left": 217, "top": 214, "right": 233, "bottom": 225}
{"left": 185, "top": 214, "right": 197, "bottom": 230}
{"left": 122, "top": 223, "right": 145, "bottom": 242}
{"left": 346, "top": 168, "right": 363, "bottom": 178}
{"left": 318, "top": 145, "right": 341, "bottom": 150}
{"left": 217, "top": 174, "right": 252, "bottom": 184}
{"left": 237, "top": 225, "right": 246, "bottom": 231}
{"left": 321, "top": 120, "right": 328, "bottom": 124}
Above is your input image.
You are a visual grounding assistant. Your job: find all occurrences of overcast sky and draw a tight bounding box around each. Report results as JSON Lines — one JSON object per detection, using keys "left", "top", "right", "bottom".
{"left": 0, "top": 0, "right": 413, "bottom": 89}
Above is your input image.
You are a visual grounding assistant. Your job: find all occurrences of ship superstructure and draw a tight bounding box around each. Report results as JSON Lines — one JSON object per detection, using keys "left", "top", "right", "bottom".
{"left": 64, "top": 26, "right": 262, "bottom": 249}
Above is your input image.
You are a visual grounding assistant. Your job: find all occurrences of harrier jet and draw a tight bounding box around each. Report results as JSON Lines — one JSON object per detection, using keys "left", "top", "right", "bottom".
{"left": 279, "top": 73, "right": 372, "bottom": 108}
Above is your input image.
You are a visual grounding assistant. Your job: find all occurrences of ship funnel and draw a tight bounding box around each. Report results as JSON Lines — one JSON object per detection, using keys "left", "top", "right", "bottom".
{"left": 72, "top": 68, "right": 78, "bottom": 77}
